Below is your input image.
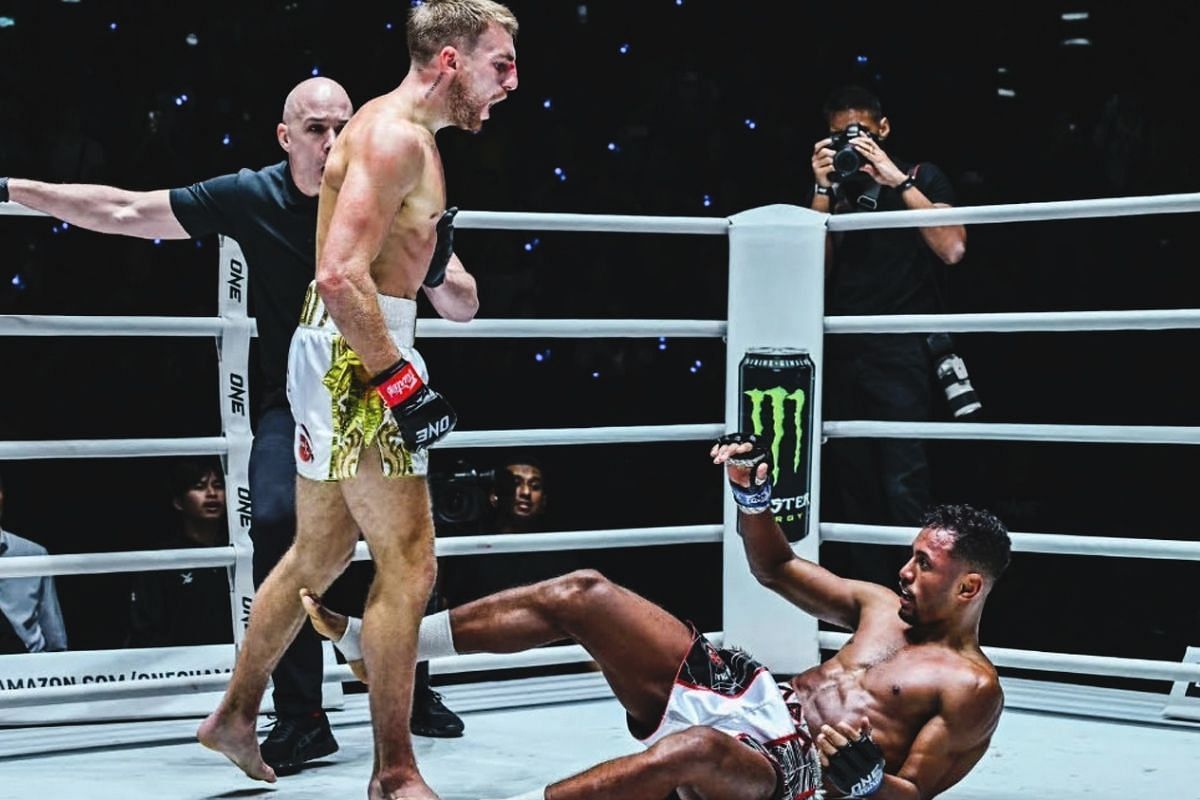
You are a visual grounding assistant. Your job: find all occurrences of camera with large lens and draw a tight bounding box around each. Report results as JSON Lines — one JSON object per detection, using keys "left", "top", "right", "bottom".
{"left": 428, "top": 459, "right": 495, "bottom": 533}
{"left": 926, "top": 333, "right": 982, "bottom": 418}
{"left": 828, "top": 122, "right": 878, "bottom": 179}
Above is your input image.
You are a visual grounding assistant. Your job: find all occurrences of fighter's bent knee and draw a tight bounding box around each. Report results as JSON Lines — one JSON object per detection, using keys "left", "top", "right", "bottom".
{"left": 646, "top": 727, "right": 731, "bottom": 780}
{"left": 546, "top": 569, "right": 611, "bottom": 602}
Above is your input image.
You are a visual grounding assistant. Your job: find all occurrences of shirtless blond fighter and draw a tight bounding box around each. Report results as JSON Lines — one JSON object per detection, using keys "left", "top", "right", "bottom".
{"left": 302, "top": 434, "right": 1010, "bottom": 800}
{"left": 198, "top": 2, "right": 519, "bottom": 797}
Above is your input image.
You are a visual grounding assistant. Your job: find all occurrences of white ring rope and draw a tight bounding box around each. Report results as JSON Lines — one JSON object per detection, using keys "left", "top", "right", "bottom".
{"left": 447, "top": 210, "right": 730, "bottom": 235}
{"left": 0, "top": 436, "right": 228, "bottom": 460}
{"left": 442, "top": 423, "right": 724, "bottom": 448}
{"left": 0, "top": 525, "right": 722, "bottom": 580}
{"left": 354, "top": 524, "right": 723, "bottom": 562}
{"left": 7, "top": 308, "right": 1200, "bottom": 339}
{"left": 826, "top": 308, "right": 1200, "bottom": 334}
{"left": 4, "top": 521, "right": 1190, "bottom": 581}
{"left": 819, "top": 632, "right": 1200, "bottom": 683}
{"left": 825, "top": 191, "right": 1200, "bottom": 231}
{"left": 825, "top": 420, "right": 1200, "bottom": 446}
{"left": 0, "top": 316, "right": 728, "bottom": 339}
{"left": 0, "top": 634, "right": 725, "bottom": 708}
{"left": 0, "top": 424, "right": 725, "bottom": 460}
{"left": 6, "top": 625, "right": 1198, "bottom": 708}
{"left": 0, "top": 546, "right": 235, "bottom": 579}
{"left": 821, "top": 523, "right": 1200, "bottom": 562}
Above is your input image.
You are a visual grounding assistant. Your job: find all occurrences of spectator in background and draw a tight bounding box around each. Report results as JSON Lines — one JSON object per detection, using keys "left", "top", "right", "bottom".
{"left": 127, "top": 457, "right": 233, "bottom": 648}
{"left": 0, "top": 472, "right": 68, "bottom": 654}
{"left": 810, "top": 85, "right": 968, "bottom": 587}
{"left": 443, "top": 452, "right": 582, "bottom": 604}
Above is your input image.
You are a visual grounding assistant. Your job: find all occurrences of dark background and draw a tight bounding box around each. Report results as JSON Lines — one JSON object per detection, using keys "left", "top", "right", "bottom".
{"left": 1, "top": 1, "right": 1198, "bottom": 687}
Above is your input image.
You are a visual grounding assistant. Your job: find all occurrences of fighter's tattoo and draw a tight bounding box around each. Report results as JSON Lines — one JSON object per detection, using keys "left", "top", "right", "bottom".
{"left": 425, "top": 74, "right": 443, "bottom": 98}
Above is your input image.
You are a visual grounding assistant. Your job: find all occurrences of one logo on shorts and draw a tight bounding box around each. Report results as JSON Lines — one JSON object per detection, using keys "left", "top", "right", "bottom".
{"left": 298, "top": 425, "right": 315, "bottom": 464}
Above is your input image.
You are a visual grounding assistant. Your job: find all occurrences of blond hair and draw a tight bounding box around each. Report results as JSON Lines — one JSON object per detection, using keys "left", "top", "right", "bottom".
{"left": 407, "top": 0, "right": 519, "bottom": 65}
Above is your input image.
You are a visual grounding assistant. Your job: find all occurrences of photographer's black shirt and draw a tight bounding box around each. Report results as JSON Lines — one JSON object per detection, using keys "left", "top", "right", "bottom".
{"left": 169, "top": 161, "right": 317, "bottom": 413}
{"left": 826, "top": 159, "right": 956, "bottom": 316}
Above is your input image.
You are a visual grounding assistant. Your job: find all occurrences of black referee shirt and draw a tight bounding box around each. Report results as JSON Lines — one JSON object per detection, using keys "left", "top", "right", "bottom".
{"left": 169, "top": 160, "right": 317, "bottom": 411}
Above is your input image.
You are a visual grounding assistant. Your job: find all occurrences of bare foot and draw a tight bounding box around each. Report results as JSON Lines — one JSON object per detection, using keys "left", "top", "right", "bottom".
{"left": 300, "top": 587, "right": 348, "bottom": 640}
{"left": 369, "top": 774, "right": 440, "bottom": 800}
{"left": 197, "top": 708, "right": 277, "bottom": 783}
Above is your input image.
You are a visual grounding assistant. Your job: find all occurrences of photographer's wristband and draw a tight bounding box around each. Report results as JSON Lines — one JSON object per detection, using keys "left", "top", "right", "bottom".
{"left": 895, "top": 174, "right": 917, "bottom": 193}
{"left": 814, "top": 184, "right": 833, "bottom": 197}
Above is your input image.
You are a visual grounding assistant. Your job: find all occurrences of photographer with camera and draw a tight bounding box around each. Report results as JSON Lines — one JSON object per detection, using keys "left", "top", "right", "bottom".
{"left": 440, "top": 453, "right": 583, "bottom": 604}
{"left": 811, "top": 86, "right": 972, "bottom": 587}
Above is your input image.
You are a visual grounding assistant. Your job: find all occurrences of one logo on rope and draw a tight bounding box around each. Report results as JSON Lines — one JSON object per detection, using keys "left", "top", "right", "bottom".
{"left": 227, "top": 257, "right": 245, "bottom": 303}
{"left": 228, "top": 371, "right": 247, "bottom": 416}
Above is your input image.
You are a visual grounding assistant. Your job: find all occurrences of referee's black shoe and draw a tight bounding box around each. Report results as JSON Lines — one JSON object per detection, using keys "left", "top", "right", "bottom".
{"left": 410, "top": 684, "right": 465, "bottom": 738}
{"left": 260, "top": 711, "right": 338, "bottom": 774}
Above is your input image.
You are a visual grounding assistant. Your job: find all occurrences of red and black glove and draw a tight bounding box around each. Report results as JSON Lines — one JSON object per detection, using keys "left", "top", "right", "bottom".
{"left": 370, "top": 358, "right": 457, "bottom": 450}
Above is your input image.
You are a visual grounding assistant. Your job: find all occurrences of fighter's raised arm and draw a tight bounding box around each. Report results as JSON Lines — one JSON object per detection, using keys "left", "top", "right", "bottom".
{"left": 712, "top": 433, "right": 895, "bottom": 630}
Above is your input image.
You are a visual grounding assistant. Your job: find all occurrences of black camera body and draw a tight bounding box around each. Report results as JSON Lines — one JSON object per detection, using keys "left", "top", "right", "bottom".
{"left": 428, "top": 461, "right": 496, "bottom": 530}
{"left": 828, "top": 122, "right": 879, "bottom": 179}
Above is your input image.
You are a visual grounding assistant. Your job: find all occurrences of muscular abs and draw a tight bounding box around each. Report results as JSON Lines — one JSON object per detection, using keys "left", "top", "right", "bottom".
{"left": 789, "top": 632, "right": 960, "bottom": 771}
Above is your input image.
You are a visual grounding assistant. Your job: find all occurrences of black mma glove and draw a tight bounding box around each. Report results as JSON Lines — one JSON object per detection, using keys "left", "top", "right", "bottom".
{"left": 826, "top": 732, "right": 885, "bottom": 797}
{"left": 370, "top": 358, "right": 457, "bottom": 450}
{"left": 0, "top": 178, "right": 10, "bottom": 203}
{"left": 422, "top": 206, "right": 457, "bottom": 288}
{"left": 715, "top": 432, "right": 773, "bottom": 515}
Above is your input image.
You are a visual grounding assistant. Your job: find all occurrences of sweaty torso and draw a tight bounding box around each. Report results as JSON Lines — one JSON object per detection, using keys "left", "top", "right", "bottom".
{"left": 317, "top": 95, "right": 445, "bottom": 299}
{"left": 788, "top": 609, "right": 995, "bottom": 772}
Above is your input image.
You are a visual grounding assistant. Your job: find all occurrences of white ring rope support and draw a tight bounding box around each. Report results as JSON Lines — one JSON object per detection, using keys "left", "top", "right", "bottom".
{"left": 824, "top": 420, "right": 1200, "bottom": 445}
{"left": 819, "top": 632, "right": 1200, "bottom": 684}
{"left": 0, "top": 423, "right": 725, "bottom": 460}
{"left": 821, "top": 523, "right": 1200, "bottom": 562}
{"left": 825, "top": 191, "right": 1200, "bottom": 231}
{"left": 0, "top": 525, "right": 722, "bottom": 580}
{"left": 0, "top": 316, "right": 728, "bottom": 339}
{"left": 826, "top": 308, "right": 1200, "bottom": 334}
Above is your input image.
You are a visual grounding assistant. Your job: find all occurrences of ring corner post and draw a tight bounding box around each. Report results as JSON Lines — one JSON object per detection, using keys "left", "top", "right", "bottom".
{"left": 723, "top": 204, "right": 827, "bottom": 673}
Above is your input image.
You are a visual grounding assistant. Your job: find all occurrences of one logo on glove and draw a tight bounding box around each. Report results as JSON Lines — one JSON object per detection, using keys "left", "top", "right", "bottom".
{"left": 415, "top": 414, "right": 454, "bottom": 445}
{"left": 826, "top": 733, "right": 886, "bottom": 797}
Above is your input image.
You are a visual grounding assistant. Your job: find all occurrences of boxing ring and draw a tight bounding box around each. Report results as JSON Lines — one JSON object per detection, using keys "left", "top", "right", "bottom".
{"left": 3, "top": 195, "right": 1200, "bottom": 798}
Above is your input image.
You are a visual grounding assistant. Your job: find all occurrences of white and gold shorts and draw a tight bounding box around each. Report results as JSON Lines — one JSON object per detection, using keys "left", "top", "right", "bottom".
{"left": 286, "top": 282, "right": 429, "bottom": 481}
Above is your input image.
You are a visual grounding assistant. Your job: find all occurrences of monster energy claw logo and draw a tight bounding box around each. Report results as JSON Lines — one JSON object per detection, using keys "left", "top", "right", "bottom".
{"left": 744, "top": 387, "right": 805, "bottom": 484}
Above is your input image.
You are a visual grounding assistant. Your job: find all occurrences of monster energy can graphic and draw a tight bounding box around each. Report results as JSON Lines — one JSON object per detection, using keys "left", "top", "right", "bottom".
{"left": 739, "top": 348, "right": 815, "bottom": 542}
